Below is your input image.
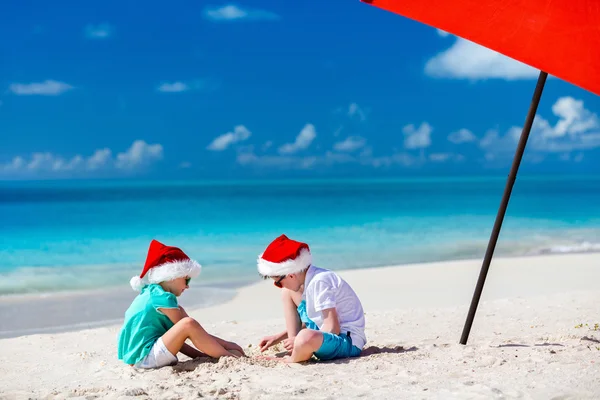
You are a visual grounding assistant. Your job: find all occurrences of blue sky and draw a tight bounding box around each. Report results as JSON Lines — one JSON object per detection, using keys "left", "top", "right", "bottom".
{"left": 1, "top": 1, "right": 599, "bottom": 180}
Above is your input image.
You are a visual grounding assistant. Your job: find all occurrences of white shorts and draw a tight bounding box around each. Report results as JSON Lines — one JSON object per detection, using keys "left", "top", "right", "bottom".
{"left": 134, "top": 338, "right": 178, "bottom": 369}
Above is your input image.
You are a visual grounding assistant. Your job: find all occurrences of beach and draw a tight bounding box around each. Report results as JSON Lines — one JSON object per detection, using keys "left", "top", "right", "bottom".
{"left": 3, "top": 0, "right": 600, "bottom": 395}
{"left": 1, "top": 253, "right": 599, "bottom": 399}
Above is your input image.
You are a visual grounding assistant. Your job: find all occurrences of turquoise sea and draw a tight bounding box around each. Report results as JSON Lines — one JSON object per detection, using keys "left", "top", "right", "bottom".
{"left": 2, "top": 176, "right": 600, "bottom": 296}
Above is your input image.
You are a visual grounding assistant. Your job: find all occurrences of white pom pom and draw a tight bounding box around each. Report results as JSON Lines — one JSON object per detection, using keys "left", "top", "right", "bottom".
{"left": 130, "top": 276, "right": 145, "bottom": 291}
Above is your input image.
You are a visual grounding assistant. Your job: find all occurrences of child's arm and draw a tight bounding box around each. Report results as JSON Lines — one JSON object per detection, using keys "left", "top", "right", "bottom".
{"left": 160, "top": 306, "right": 187, "bottom": 325}
{"left": 320, "top": 308, "right": 341, "bottom": 335}
{"left": 259, "top": 330, "right": 288, "bottom": 352}
{"left": 210, "top": 334, "right": 245, "bottom": 354}
{"left": 179, "top": 305, "right": 189, "bottom": 317}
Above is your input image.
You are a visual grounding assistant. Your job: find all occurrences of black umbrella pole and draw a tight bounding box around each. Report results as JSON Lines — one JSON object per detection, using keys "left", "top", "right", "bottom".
{"left": 459, "top": 70, "right": 548, "bottom": 345}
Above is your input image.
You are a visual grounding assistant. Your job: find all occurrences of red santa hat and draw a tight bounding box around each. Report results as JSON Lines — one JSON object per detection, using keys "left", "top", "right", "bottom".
{"left": 257, "top": 234, "right": 312, "bottom": 277}
{"left": 130, "top": 239, "right": 202, "bottom": 291}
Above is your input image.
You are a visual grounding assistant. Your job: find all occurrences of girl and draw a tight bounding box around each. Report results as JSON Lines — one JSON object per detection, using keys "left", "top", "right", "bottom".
{"left": 118, "top": 240, "right": 244, "bottom": 369}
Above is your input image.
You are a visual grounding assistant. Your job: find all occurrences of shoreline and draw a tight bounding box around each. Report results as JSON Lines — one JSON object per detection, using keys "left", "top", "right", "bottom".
{"left": 0, "top": 284, "right": 240, "bottom": 339}
{"left": 3, "top": 248, "right": 600, "bottom": 300}
{"left": 1, "top": 252, "right": 598, "bottom": 339}
{"left": 0, "top": 275, "right": 256, "bottom": 301}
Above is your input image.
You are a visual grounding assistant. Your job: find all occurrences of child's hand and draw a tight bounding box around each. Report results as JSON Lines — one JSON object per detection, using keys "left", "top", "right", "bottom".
{"left": 259, "top": 335, "right": 279, "bottom": 352}
{"left": 224, "top": 341, "right": 245, "bottom": 356}
{"left": 228, "top": 349, "right": 245, "bottom": 358}
{"left": 282, "top": 336, "right": 295, "bottom": 352}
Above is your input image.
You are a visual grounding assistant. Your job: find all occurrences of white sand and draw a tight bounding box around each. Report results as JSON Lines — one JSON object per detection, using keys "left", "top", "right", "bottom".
{"left": 1, "top": 253, "right": 599, "bottom": 399}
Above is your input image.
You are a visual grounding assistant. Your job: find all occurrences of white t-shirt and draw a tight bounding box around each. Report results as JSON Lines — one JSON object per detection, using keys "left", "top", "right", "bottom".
{"left": 303, "top": 265, "right": 367, "bottom": 349}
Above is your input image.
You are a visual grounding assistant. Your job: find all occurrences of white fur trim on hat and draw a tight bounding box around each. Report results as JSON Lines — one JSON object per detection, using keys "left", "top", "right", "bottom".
{"left": 257, "top": 247, "right": 312, "bottom": 277}
{"left": 130, "top": 259, "right": 201, "bottom": 291}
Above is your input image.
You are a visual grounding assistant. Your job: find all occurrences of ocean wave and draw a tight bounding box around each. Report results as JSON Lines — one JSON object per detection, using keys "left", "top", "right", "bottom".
{"left": 528, "top": 241, "right": 600, "bottom": 255}
{"left": 0, "top": 262, "right": 254, "bottom": 296}
{"left": 0, "top": 263, "right": 137, "bottom": 296}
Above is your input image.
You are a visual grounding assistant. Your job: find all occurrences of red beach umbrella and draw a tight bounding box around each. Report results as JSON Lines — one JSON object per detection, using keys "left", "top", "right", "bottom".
{"left": 360, "top": 0, "right": 600, "bottom": 344}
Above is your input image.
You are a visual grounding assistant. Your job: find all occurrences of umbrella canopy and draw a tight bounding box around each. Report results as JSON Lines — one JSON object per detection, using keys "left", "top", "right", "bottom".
{"left": 362, "top": 0, "right": 600, "bottom": 96}
{"left": 360, "top": 0, "right": 600, "bottom": 344}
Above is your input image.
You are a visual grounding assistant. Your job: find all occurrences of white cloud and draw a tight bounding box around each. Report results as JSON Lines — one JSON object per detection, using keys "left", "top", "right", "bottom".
{"left": 436, "top": 29, "right": 450, "bottom": 37}
{"left": 236, "top": 152, "right": 316, "bottom": 170}
{"left": 115, "top": 140, "right": 163, "bottom": 170}
{"left": 157, "top": 82, "right": 189, "bottom": 93}
{"left": 429, "top": 153, "right": 452, "bottom": 162}
{"left": 237, "top": 140, "right": 420, "bottom": 170}
{"left": 2, "top": 156, "right": 25, "bottom": 172}
{"left": 448, "top": 128, "right": 476, "bottom": 144}
{"left": 544, "top": 97, "right": 598, "bottom": 138}
{"left": 478, "top": 127, "right": 522, "bottom": 158}
{"left": 207, "top": 125, "right": 252, "bottom": 151}
{"left": 238, "top": 135, "right": 467, "bottom": 170}
{"left": 85, "top": 23, "right": 114, "bottom": 39}
{"left": 333, "top": 136, "right": 366, "bottom": 152}
{"left": 425, "top": 38, "right": 539, "bottom": 80}
{"left": 156, "top": 79, "right": 214, "bottom": 93}
{"left": 237, "top": 149, "right": 370, "bottom": 169}
{"left": 478, "top": 97, "right": 600, "bottom": 160}
{"left": 0, "top": 140, "right": 163, "bottom": 178}
{"left": 204, "top": 5, "right": 280, "bottom": 21}
{"left": 403, "top": 122, "right": 432, "bottom": 149}
{"left": 20, "top": 152, "right": 81, "bottom": 172}
{"left": 87, "top": 148, "right": 112, "bottom": 170}
{"left": 369, "top": 153, "right": 418, "bottom": 168}
{"left": 529, "top": 97, "right": 600, "bottom": 152}
{"left": 8, "top": 80, "right": 73, "bottom": 96}
{"left": 278, "top": 124, "right": 316, "bottom": 154}
{"left": 324, "top": 151, "right": 356, "bottom": 164}
{"left": 348, "top": 103, "right": 366, "bottom": 121}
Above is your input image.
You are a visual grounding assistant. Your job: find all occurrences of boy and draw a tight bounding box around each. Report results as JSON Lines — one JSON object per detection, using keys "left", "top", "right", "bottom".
{"left": 118, "top": 239, "right": 244, "bottom": 369}
{"left": 257, "top": 234, "right": 366, "bottom": 363}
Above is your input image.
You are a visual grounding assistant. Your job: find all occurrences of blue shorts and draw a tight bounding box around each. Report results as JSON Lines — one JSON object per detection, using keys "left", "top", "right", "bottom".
{"left": 314, "top": 331, "right": 362, "bottom": 361}
{"left": 297, "top": 300, "right": 362, "bottom": 361}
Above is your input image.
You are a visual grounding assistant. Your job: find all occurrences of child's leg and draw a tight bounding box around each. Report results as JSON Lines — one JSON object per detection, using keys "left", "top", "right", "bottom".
{"left": 161, "top": 317, "right": 237, "bottom": 358}
{"left": 285, "top": 328, "right": 324, "bottom": 363}
{"left": 285, "top": 331, "right": 361, "bottom": 363}
{"left": 282, "top": 288, "right": 303, "bottom": 338}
